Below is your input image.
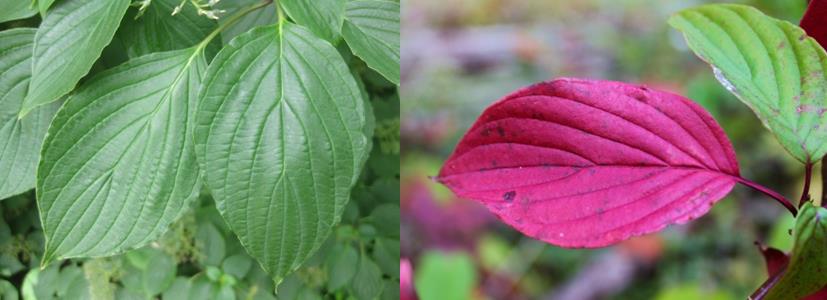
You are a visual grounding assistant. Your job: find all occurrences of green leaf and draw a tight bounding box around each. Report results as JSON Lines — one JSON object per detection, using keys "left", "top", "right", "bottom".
{"left": 214, "top": 0, "right": 277, "bottom": 44}
{"left": 765, "top": 202, "right": 827, "bottom": 299}
{"left": 350, "top": 253, "right": 383, "bottom": 300}
{"left": 367, "top": 204, "right": 399, "bottom": 238}
{"left": 196, "top": 221, "right": 227, "bottom": 266}
{"left": 342, "top": 1, "right": 400, "bottom": 85}
{"left": 21, "top": 0, "right": 130, "bottom": 117}
{"left": 414, "top": 251, "right": 477, "bottom": 300}
{"left": 38, "top": 0, "right": 56, "bottom": 16}
{"left": 0, "top": 0, "right": 37, "bottom": 23}
{"left": 222, "top": 254, "right": 253, "bottom": 279}
{"left": 280, "top": 0, "right": 345, "bottom": 43}
{"left": 0, "top": 29, "right": 59, "bottom": 200}
{"left": 669, "top": 4, "right": 827, "bottom": 163}
{"left": 142, "top": 249, "right": 177, "bottom": 296}
{"left": 118, "top": 0, "right": 219, "bottom": 59}
{"left": 372, "top": 237, "right": 400, "bottom": 277}
{"left": 37, "top": 48, "right": 204, "bottom": 264}
{"left": 326, "top": 244, "right": 358, "bottom": 291}
{"left": 194, "top": 23, "right": 367, "bottom": 281}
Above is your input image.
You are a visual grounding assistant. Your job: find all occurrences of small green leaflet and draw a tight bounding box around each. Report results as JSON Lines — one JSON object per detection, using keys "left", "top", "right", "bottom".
{"left": 670, "top": 4, "right": 827, "bottom": 163}
{"left": 0, "top": 29, "right": 58, "bottom": 200}
{"left": 21, "top": 0, "right": 130, "bottom": 118}
{"left": 195, "top": 23, "right": 368, "bottom": 282}
{"left": 37, "top": 48, "right": 204, "bottom": 264}
{"left": 0, "top": 0, "right": 37, "bottom": 23}
{"left": 342, "top": 0, "right": 400, "bottom": 85}
{"left": 118, "top": 0, "right": 219, "bottom": 59}
{"left": 280, "top": 0, "right": 346, "bottom": 43}
{"left": 765, "top": 202, "right": 827, "bottom": 299}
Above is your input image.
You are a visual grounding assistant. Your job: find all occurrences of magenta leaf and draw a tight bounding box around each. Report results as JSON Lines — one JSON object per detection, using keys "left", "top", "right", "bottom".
{"left": 800, "top": 0, "right": 827, "bottom": 49}
{"left": 437, "top": 78, "right": 788, "bottom": 247}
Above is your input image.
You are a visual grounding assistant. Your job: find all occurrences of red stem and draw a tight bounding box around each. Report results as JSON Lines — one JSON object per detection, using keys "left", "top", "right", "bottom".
{"left": 735, "top": 177, "right": 797, "bottom": 217}
{"left": 800, "top": 163, "right": 813, "bottom": 207}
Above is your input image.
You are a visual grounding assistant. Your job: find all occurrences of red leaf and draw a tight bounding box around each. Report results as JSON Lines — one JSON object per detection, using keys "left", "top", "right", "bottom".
{"left": 801, "top": 0, "right": 827, "bottom": 49}
{"left": 438, "top": 78, "right": 744, "bottom": 248}
{"left": 755, "top": 243, "right": 789, "bottom": 276}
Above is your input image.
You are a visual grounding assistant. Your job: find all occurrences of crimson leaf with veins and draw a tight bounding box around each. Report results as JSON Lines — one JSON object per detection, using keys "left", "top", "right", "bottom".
{"left": 438, "top": 78, "right": 794, "bottom": 248}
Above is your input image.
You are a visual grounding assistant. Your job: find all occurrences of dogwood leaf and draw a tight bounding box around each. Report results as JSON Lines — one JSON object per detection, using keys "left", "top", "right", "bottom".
{"left": 21, "top": 0, "right": 130, "bottom": 117}
{"left": 0, "top": 0, "right": 37, "bottom": 23}
{"left": 280, "top": 0, "right": 345, "bottom": 43}
{"left": 38, "top": 48, "right": 204, "bottom": 264}
{"left": 194, "top": 23, "right": 367, "bottom": 282}
{"left": 342, "top": 0, "right": 400, "bottom": 85}
{"left": 438, "top": 78, "right": 745, "bottom": 247}
{"left": 670, "top": 4, "right": 827, "bottom": 163}
{"left": 0, "top": 28, "right": 58, "bottom": 200}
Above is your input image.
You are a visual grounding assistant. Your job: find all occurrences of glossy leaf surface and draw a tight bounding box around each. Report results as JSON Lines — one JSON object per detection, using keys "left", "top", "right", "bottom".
{"left": 438, "top": 78, "right": 741, "bottom": 247}
{"left": 195, "top": 24, "right": 367, "bottom": 281}
{"left": 280, "top": 0, "right": 345, "bottom": 43}
{"left": 670, "top": 4, "right": 827, "bottom": 163}
{"left": 0, "top": 29, "right": 58, "bottom": 200}
{"left": 342, "top": 0, "right": 400, "bottom": 85}
{"left": 38, "top": 48, "right": 204, "bottom": 264}
{"left": 21, "top": 0, "right": 130, "bottom": 117}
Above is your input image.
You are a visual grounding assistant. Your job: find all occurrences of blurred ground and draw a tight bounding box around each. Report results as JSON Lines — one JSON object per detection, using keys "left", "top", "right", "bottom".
{"left": 399, "top": 0, "right": 818, "bottom": 299}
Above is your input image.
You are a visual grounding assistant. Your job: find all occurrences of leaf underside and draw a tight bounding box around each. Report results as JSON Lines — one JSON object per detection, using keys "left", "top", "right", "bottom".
{"left": 670, "top": 4, "right": 827, "bottom": 163}
{"left": 438, "top": 78, "right": 740, "bottom": 247}
{"left": 342, "top": 0, "right": 400, "bottom": 85}
{"left": 38, "top": 48, "right": 204, "bottom": 263}
{"left": 22, "top": 0, "right": 130, "bottom": 117}
{"left": 195, "top": 24, "right": 367, "bottom": 281}
{"left": 0, "top": 29, "right": 58, "bottom": 200}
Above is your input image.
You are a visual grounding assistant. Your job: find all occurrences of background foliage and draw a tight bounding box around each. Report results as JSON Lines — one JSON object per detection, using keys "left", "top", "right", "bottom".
{"left": 400, "top": 0, "right": 813, "bottom": 299}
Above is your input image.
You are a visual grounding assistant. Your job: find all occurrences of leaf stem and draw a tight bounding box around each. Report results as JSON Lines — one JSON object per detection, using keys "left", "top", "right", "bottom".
{"left": 736, "top": 177, "right": 797, "bottom": 217}
{"left": 195, "top": 0, "right": 273, "bottom": 52}
{"left": 799, "top": 163, "right": 813, "bottom": 207}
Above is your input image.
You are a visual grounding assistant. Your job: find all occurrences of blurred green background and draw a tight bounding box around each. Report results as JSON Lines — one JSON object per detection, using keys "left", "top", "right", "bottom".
{"left": 399, "top": 0, "right": 818, "bottom": 299}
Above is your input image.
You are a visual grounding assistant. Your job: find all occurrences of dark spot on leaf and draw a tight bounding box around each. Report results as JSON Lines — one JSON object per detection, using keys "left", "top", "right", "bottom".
{"left": 503, "top": 191, "right": 516, "bottom": 202}
{"left": 800, "top": 34, "right": 807, "bottom": 41}
{"left": 491, "top": 160, "right": 498, "bottom": 167}
{"left": 496, "top": 126, "right": 505, "bottom": 137}
{"left": 777, "top": 41, "right": 786, "bottom": 49}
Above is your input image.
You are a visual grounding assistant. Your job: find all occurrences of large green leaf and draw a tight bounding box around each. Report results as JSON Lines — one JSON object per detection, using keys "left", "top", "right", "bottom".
{"left": 0, "top": 29, "right": 59, "bottom": 200}
{"left": 341, "top": 1, "right": 400, "bottom": 85}
{"left": 670, "top": 4, "right": 827, "bottom": 163}
{"left": 280, "top": 0, "right": 345, "bottom": 43}
{"left": 118, "top": 0, "right": 219, "bottom": 59}
{"left": 0, "top": 0, "right": 37, "bottom": 23}
{"left": 20, "top": 0, "right": 130, "bottom": 117}
{"left": 195, "top": 23, "right": 367, "bottom": 282}
{"left": 37, "top": 48, "right": 204, "bottom": 264}
{"left": 765, "top": 202, "right": 827, "bottom": 299}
